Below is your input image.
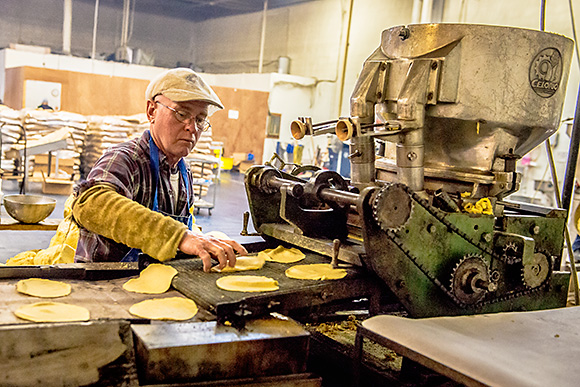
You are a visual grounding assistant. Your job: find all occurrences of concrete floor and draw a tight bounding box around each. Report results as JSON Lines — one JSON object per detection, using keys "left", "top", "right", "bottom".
{"left": 0, "top": 170, "right": 259, "bottom": 263}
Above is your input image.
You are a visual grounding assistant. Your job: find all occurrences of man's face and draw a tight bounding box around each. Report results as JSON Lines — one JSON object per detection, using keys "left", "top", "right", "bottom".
{"left": 147, "top": 95, "right": 210, "bottom": 167}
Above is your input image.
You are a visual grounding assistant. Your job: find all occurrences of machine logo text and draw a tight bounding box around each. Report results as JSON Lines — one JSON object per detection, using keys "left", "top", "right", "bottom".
{"left": 529, "top": 48, "right": 563, "bottom": 98}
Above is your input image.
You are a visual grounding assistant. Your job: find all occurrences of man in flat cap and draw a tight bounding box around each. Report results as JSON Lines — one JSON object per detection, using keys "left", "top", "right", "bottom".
{"left": 72, "top": 68, "right": 245, "bottom": 271}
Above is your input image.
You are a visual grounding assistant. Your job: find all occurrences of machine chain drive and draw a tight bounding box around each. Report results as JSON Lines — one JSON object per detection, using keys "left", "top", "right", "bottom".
{"left": 379, "top": 184, "right": 551, "bottom": 309}
{"left": 522, "top": 250, "right": 552, "bottom": 288}
{"left": 383, "top": 227, "right": 468, "bottom": 308}
{"left": 372, "top": 183, "right": 414, "bottom": 231}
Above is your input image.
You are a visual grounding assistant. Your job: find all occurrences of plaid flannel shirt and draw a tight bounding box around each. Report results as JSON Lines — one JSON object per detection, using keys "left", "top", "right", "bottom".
{"left": 75, "top": 130, "right": 195, "bottom": 262}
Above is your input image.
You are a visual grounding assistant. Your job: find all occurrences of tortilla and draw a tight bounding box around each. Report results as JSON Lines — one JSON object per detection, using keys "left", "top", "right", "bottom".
{"left": 129, "top": 297, "right": 198, "bottom": 320}
{"left": 16, "top": 278, "right": 72, "bottom": 298}
{"left": 285, "top": 263, "right": 347, "bottom": 280}
{"left": 216, "top": 275, "right": 279, "bottom": 292}
{"left": 262, "top": 245, "right": 305, "bottom": 263}
{"left": 14, "top": 302, "right": 90, "bottom": 322}
{"left": 122, "top": 263, "right": 178, "bottom": 294}
{"left": 211, "top": 254, "right": 266, "bottom": 273}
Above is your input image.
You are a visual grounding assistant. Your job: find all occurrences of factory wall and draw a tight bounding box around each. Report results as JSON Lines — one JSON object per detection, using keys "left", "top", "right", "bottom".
{"left": 191, "top": 0, "right": 415, "bottom": 119}
{"left": 1, "top": 0, "right": 580, "bottom": 204}
{"left": 0, "top": 0, "right": 193, "bottom": 67}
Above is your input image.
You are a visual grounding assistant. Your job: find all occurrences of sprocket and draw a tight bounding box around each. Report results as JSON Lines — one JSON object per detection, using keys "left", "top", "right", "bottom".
{"left": 502, "top": 242, "right": 521, "bottom": 264}
{"left": 522, "top": 251, "right": 551, "bottom": 288}
{"left": 451, "top": 254, "right": 492, "bottom": 305}
{"left": 372, "top": 183, "right": 413, "bottom": 231}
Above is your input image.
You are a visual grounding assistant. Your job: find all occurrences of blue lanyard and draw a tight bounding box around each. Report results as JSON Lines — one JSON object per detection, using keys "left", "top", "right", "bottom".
{"left": 148, "top": 133, "right": 193, "bottom": 229}
{"left": 121, "top": 132, "right": 193, "bottom": 262}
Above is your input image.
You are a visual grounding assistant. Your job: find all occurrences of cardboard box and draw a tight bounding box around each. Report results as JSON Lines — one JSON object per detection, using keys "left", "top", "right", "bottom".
{"left": 42, "top": 178, "right": 73, "bottom": 195}
{"left": 34, "top": 155, "right": 75, "bottom": 176}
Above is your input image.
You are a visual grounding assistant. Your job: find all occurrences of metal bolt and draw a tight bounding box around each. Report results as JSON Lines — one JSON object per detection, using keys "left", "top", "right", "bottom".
{"left": 431, "top": 62, "right": 438, "bottom": 70}
{"left": 531, "top": 225, "right": 540, "bottom": 235}
{"left": 399, "top": 27, "right": 410, "bottom": 41}
{"left": 348, "top": 150, "right": 362, "bottom": 159}
{"left": 482, "top": 233, "right": 493, "bottom": 243}
{"left": 407, "top": 151, "right": 417, "bottom": 161}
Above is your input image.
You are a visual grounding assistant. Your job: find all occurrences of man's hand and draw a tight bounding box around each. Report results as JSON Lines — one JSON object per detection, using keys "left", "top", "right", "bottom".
{"left": 178, "top": 230, "right": 248, "bottom": 272}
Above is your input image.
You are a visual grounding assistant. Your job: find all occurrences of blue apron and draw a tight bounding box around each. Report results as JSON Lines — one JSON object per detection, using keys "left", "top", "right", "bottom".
{"left": 121, "top": 134, "right": 193, "bottom": 262}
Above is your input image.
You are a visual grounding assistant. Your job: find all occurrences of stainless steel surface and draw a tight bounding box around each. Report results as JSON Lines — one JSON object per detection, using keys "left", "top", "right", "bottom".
{"left": 349, "top": 135, "right": 376, "bottom": 187}
{"left": 0, "top": 320, "right": 137, "bottom": 386}
{"left": 358, "top": 307, "right": 580, "bottom": 387}
{"left": 0, "top": 262, "right": 139, "bottom": 280}
{"left": 132, "top": 316, "right": 309, "bottom": 384}
{"left": 3, "top": 194, "right": 57, "bottom": 223}
{"left": 349, "top": 23, "right": 573, "bottom": 196}
{"left": 379, "top": 24, "right": 572, "bottom": 165}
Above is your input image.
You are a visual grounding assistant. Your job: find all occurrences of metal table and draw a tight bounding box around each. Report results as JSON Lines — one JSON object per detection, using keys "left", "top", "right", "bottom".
{"left": 354, "top": 307, "right": 580, "bottom": 387}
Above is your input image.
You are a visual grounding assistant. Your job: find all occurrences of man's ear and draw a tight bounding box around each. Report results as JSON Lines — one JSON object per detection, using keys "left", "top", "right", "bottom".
{"left": 146, "top": 100, "right": 156, "bottom": 123}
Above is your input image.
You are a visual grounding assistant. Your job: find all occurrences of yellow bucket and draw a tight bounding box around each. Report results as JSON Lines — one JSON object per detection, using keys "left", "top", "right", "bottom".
{"left": 221, "top": 157, "right": 233, "bottom": 170}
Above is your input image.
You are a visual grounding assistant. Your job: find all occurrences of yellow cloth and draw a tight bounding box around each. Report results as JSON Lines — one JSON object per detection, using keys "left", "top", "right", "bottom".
{"left": 463, "top": 198, "right": 494, "bottom": 215}
{"left": 6, "top": 194, "right": 79, "bottom": 266}
{"left": 72, "top": 184, "right": 187, "bottom": 262}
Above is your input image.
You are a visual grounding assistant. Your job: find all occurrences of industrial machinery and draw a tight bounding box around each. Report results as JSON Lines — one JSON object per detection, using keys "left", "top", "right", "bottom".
{"left": 245, "top": 24, "right": 574, "bottom": 318}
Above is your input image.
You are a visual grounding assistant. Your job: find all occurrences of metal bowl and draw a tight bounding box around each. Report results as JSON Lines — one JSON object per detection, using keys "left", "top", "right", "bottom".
{"left": 3, "top": 194, "right": 57, "bottom": 224}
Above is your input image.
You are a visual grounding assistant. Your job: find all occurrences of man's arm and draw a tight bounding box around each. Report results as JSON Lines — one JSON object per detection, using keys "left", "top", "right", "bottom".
{"left": 73, "top": 183, "right": 247, "bottom": 270}
{"left": 72, "top": 183, "right": 186, "bottom": 261}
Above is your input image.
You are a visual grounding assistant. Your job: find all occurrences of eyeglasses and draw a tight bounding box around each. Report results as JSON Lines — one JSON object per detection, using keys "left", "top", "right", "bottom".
{"left": 155, "top": 101, "right": 211, "bottom": 132}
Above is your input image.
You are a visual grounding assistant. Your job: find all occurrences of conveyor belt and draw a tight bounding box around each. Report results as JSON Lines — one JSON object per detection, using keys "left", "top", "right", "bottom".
{"left": 169, "top": 252, "right": 379, "bottom": 326}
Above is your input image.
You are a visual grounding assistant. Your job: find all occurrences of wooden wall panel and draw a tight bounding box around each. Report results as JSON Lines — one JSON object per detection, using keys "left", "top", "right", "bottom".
{"left": 4, "top": 66, "right": 149, "bottom": 116}
{"left": 3, "top": 67, "right": 269, "bottom": 163}
{"left": 4, "top": 67, "right": 25, "bottom": 109}
{"left": 210, "top": 87, "right": 269, "bottom": 164}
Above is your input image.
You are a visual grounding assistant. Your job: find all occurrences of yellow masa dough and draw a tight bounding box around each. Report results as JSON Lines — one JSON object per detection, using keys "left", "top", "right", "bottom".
{"left": 285, "top": 263, "right": 347, "bottom": 280}
{"left": 211, "top": 254, "right": 266, "bottom": 273}
{"left": 14, "top": 302, "right": 90, "bottom": 322}
{"left": 123, "top": 263, "right": 178, "bottom": 294}
{"left": 262, "top": 245, "right": 305, "bottom": 263}
{"left": 16, "top": 278, "right": 72, "bottom": 298}
{"left": 216, "top": 275, "right": 279, "bottom": 292}
{"left": 129, "top": 297, "right": 198, "bottom": 320}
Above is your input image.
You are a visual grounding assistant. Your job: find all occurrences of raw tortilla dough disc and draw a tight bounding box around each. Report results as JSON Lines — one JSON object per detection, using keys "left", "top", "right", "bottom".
{"left": 14, "top": 302, "right": 90, "bottom": 322}
{"left": 16, "top": 278, "right": 72, "bottom": 298}
{"left": 129, "top": 297, "right": 198, "bottom": 321}
{"left": 216, "top": 275, "right": 279, "bottom": 292}
{"left": 285, "top": 263, "right": 347, "bottom": 280}
{"left": 262, "top": 246, "right": 305, "bottom": 263}
{"left": 211, "top": 254, "right": 266, "bottom": 273}
{"left": 123, "top": 263, "right": 178, "bottom": 294}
